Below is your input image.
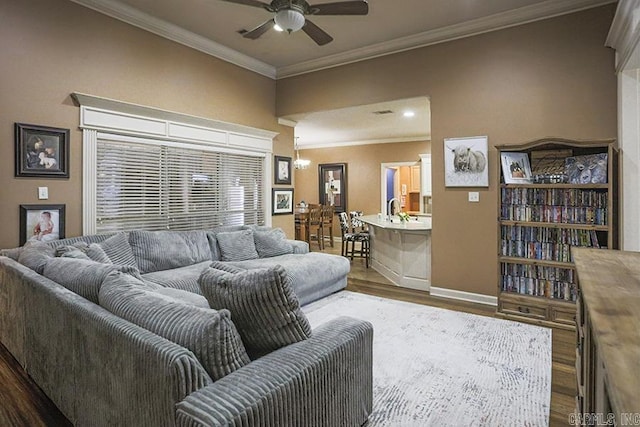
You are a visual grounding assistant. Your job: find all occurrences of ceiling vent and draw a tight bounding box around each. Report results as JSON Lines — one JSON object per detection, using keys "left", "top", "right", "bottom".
{"left": 372, "top": 110, "right": 394, "bottom": 115}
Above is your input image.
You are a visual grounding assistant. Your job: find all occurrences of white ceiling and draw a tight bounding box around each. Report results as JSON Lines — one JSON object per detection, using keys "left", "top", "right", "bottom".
{"left": 285, "top": 97, "right": 430, "bottom": 148}
{"left": 70, "top": 0, "right": 615, "bottom": 146}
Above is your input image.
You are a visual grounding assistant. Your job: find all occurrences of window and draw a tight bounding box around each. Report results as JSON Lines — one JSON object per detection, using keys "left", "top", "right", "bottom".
{"left": 95, "top": 135, "right": 265, "bottom": 233}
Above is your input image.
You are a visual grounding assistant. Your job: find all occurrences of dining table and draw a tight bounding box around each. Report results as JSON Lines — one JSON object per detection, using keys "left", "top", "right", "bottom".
{"left": 294, "top": 206, "right": 310, "bottom": 242}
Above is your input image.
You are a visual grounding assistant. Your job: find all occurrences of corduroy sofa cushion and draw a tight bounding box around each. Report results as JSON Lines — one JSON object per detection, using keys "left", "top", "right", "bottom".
{"left": 129, "top": 230, "right": 212, "bottom": 274}
{"left": 99, "top": 271, "right": 250, "bottom": 381}
{"left": 198, "top": 262, "right": 312, "bottom": 358}
{"left": 253, "top": 228, "right": 293, "bottom": 258}
{"left": 54, "top": 241, "right": 112, "bottom": 263}
{"left": 42, "top": 257, "right": 142, "bottom": 304}
{"left": 215, "top": 229, "right": 259, "bottom": 262}
{"left": 99, "top": 233, "right": 137, "bottom": 267}
{"left": 17, "top": 240, "right": 55, "bottom": 274}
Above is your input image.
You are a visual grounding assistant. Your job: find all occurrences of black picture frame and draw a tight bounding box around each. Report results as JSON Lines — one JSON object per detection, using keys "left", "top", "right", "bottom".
{"left": 274, "top": 155, "right": 292, "bottom": 185}
{"left": 318, "top": 163, "right": 347, "bottom": 213}
{"left": 272, "top": 188, "right": 294, "bottom": 215}
{"left": 15, "top": 123, "right": 70, "bottom": 178}
{"left": 19, "top": 204, "right": 66, "bottom": 246}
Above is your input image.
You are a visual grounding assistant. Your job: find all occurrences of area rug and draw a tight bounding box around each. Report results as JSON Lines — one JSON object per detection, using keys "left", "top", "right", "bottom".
{"left": 302, "top": 291, "right": 551, "bottom": 427}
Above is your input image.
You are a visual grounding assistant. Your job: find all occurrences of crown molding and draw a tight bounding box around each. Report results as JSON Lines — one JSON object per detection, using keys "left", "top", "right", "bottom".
{"left": 276, "top": 0, "right": 616, "bottom": 78}
{"left": 606, "top": 0, "right": 640, "bottom": 71}
{"left": 69, "top": 0, "right": 615, "bottom": 80}
{"left": 298, "top": 135, "right": 430, "bottom": 150}
{"left": 277, "top": 118, "right": 298, "bottom": 127}
{"left": 69, "top": 0, "right": 276, "bottom": 79}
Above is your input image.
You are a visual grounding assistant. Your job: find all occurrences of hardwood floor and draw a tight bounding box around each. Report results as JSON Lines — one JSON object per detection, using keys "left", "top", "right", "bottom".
{"left": 0, "top": 242, "right": 575, "bottom": 426}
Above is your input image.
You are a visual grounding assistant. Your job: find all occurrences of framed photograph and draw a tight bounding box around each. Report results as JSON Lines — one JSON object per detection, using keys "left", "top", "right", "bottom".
{"left": 20, "top": 204, "right": 66, "bottom": 246}
{"left": 565, "top": 153, "right": 608, "bottom": 184}
{"left": 274, "top": 155, "right": 292, "bottom": 185}
{"left": 318, "top": 163, "right": 347, "bottom": 213}
{"left": 15, "top": 123, "right": 70, "bottom": 178}
{"left": 272, "top": 188, "right": 294, "bottom": 215}
{"left": 501, "top": 152, "right": 533, "bottom": 184}
{"left": 444, "top": 136, "right": 488, "bottom": 187}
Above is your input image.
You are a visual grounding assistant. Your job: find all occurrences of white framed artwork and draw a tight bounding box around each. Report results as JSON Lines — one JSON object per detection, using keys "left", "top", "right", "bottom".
{"left": 500, "top": 152, "right": 532, "bottom": 184}
{"left": 444, "top": 136, "right": 489, "bottom": 187}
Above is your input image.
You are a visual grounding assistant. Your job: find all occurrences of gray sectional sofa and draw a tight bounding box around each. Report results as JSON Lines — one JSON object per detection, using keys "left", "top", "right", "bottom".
{"left": 0, "top": 225, "right": 373, "bottom": 426}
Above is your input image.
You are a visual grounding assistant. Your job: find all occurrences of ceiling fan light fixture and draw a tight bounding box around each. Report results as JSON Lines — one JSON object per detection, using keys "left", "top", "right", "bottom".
{"left": 274, "top": 9, "right": 305, "bottom": 33}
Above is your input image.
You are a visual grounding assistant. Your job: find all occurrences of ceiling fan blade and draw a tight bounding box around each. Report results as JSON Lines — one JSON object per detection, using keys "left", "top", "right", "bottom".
{"left": 302, "top": 19, "right": 333, "bottom": 46}
{"left": 310, "top": 1, "right": 368, "bottom": 15}
{"left": 243, "top": 18, "right": 275, "bottom": 39}
{"left": 219, "top": 0, "right": 273, "bottom": 11}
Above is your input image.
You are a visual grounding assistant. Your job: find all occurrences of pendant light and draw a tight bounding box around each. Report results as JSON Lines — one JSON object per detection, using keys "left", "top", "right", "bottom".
{"left": 293, "top": 137, "right": 310, "bottom": 170}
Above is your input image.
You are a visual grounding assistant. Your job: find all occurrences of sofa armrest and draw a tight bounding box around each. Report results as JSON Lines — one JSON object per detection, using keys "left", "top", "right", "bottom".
{"left": 176, "top": 316, "right": 373, "bottom": 427}
{"left": 288, "top": 239, "right": 309, "bottom": 254}
{"left": 0, "top": 257, "right": 211, "bottom": 426}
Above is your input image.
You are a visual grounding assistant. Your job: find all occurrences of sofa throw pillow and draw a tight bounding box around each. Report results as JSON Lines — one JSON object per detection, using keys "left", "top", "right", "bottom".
{"left": 17, "top": 241, "right": 55, "bottom": 274}
{"left": 60, "top": 248, "right": 92, "bottom": 260}
{"left": 253, "top": 228, "right": 294, "bottom": 258}
{"left": 152, "top": 286, "right": 210, "bottom": 309}
{"left": 198, "top": 263, "right": 312, "bottom": 358}
{"left": 98, "top": 233, "right": 137, "bottom": 267}
{"left": 54, "top": 242, "right": 113, "bottom": 264}
{"left": 84, "top": 243, "right": 112, "bottom": 263}
{"left": 215, "top": 229, "right": 259, "bottom": 262}
{"left": 99, "top": 271, "right": 250, "bottom": 381}
{"left": 42, "top": 257, "right": 142, "bottom": 304}
{"left": 129, "top": 230, "right": 212, "bottom": 274}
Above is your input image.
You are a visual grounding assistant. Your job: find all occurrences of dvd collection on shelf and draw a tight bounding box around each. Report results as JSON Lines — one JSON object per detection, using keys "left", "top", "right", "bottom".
{"left": 500, "top": 188, "right": 608, "bottom": 225}
{"left": 496, "top": 139, "right": 616, "bottom": 327}
{"left": 500, "top": 267, "right": 577, "bottom": 301}
{"left": 500, "top": 225, "right": 601, "bottom": 261}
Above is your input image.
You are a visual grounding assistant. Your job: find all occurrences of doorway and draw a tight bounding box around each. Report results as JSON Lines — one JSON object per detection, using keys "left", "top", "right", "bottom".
{"left": 380, "top": 161, "right": 420, "bottom": 216}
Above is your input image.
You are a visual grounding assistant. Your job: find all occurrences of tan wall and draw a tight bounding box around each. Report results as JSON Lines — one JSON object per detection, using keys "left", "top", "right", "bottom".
{"left": 294, "top": 140, "right": 430, "bottom": 238}
{"left": 271, "top": 125, "right": 295, "bottom": 237}
{"left": 0, "top": 0, "right": 295, "bottom": 248}
{"left": 279, "top": 6, "right": 617, "bottom": 297}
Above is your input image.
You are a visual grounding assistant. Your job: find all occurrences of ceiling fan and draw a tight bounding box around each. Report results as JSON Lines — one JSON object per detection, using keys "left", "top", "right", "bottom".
{"left": 221, "top": 0, "right": 369, "bottom": 46}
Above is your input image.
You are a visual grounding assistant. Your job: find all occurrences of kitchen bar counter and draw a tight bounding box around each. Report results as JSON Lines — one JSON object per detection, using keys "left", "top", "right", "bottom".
{"left": 359, "top": 215, "right": 432, "bottom": 291}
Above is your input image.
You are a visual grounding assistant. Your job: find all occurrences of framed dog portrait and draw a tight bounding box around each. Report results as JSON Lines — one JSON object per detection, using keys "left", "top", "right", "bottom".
{"left": 15, "top": 123, "right": 70, "bottom": 178}
{"left": 20, "top": 204, "right": 66, "bottom": 246}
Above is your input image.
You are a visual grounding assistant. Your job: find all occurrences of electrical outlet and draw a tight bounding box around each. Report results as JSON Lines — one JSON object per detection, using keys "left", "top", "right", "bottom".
{"left": 38, "top": 187, "right": 48, "bottom": 200}
{"left": 468, "top": 191, "right": 479, "bottom": 202}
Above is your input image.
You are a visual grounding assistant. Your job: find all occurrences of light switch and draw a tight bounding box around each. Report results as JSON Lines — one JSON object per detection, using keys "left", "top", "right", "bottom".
{"left": 38, "top": 187, "right": 48, "bottom": 200}
{"left": 468, "top": 191, "right": 479, "bottom": 202}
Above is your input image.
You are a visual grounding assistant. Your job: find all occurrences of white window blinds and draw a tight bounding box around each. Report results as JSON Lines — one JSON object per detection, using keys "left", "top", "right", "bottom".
{"left": 95, "top": 137, "right": 265, "bottom": 233}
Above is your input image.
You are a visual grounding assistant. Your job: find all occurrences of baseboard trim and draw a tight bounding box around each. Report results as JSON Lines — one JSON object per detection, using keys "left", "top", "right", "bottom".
{"left": 430, "top": 287, "right": 497, "bottom": 307}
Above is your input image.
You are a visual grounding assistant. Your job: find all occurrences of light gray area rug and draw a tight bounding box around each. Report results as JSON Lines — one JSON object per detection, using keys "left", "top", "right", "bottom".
{"left": 302, "top": 291, "right": 551, "bottom": 427}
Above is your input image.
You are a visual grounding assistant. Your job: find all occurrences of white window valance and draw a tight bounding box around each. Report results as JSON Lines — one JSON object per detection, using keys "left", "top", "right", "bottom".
{"left": 73, "top": 93, "right": 277, "bottom": 234}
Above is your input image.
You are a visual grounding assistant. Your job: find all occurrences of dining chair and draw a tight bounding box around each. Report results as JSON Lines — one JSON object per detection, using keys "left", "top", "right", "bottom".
{"left": 321, "top": 204, "right": 335, "bottom": 248}
{"left": 307, "top": 204, "right": 324, "bottom": 250}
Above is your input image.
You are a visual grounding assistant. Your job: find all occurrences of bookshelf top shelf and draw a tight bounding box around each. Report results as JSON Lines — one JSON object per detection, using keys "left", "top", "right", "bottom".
{"left": 500, "top": 183, "right": 609, "bottom": 189}
{"left": 495, "top": 137, "right": 617, "bottom": 152}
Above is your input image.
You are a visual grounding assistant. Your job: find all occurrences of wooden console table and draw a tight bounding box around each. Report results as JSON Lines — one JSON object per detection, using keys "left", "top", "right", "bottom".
{"left": 573, "top": 248, "right": 640, "bottom": 424}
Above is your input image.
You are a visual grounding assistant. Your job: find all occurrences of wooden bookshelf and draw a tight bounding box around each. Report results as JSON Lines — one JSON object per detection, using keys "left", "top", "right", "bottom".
{"left": 496, "top": 138, "right": 618, "bottom": 329}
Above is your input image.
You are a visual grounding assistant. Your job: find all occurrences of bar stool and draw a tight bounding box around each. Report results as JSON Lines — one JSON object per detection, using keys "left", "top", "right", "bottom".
{"left": 338, "top": 212, "right": 370, "bottom": 268}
